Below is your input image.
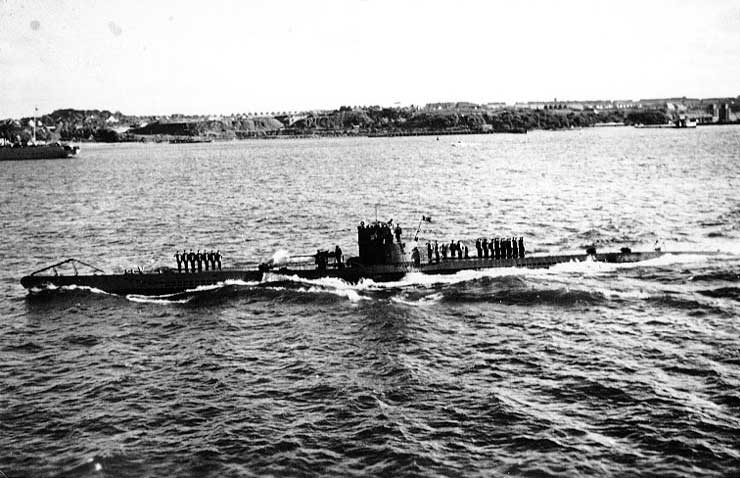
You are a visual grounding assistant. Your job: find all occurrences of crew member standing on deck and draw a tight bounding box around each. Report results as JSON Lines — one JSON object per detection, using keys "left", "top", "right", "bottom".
{"left": 494, "top": 238, "right": 500, "bottom": 260}
{"left": 427, "top": 242, "right": 433, "bottom": 264}
{"left": 512, "top": 236, "right": 519, "bottom": 259}
{"left": 476, "top": 239, "right": 482, "bottom": 258}
{"left": 203, "top": 250, "right": 210, "bottom": 271}
{"left": 482, "top": 238, "right": 489, "bottom": 258}
{"left": 434, "top": 241, "right": 440, "bottom": 263}
{"left": 187, "top": 249, "right": 194, "bottom": 273}
{"left": 215, "top": 250, "right": 222, "bottom": 270}
{"left": 335, "top": 245, "right": 343, "bottom": 268}
{"left": 175, "top": 251, "right": 182, "bottom": 273}
{"left": 394, "top": 223, "right": 402, "bottom": 244}
{"left": 196, "top": 250, "right": 203, "bottom": 272}
{"left": 518, "top": 237, "right": 525, "bottom": 258}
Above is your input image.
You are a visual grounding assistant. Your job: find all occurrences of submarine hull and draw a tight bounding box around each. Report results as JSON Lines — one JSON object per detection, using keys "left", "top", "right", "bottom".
{"left": 20, "top": 250, "right": 685, "bottom": 296}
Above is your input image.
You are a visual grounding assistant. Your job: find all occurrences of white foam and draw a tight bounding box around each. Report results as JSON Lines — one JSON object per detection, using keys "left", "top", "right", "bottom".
{"left": 31, "top": 284, "right": 113, "bottom": 295}
{"left": 662, "top": 238, "right": 740, "bottom": 256}
{"left": 355, "top": 268, "right": 544, "bottom": 290}
{"left": 123, "top": 279, "right": 259, "bottom": 303}
{"left": 221, "top": 279, "right": 260, "bottom": 287}
{"left": 548, "top": 258, "right": 614, "bottom": 274}
{"left": 260, "top": 273, "right": 369, "bottom": 302}
{"left": 390, "top": 292, "right": 445, "bottom": 306}
{"left": 615, "top": 253, "right": 709, "bottom": 269}
{"left": 125, "top": 295, "right": 191, "bottom": 304}
{"left": 304, "top": 285, "right": 368, "bottom": 303}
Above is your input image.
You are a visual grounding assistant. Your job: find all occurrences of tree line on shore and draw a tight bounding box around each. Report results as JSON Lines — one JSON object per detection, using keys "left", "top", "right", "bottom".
{"left": 0, "top": 106, "right": 667, "bottom": 143}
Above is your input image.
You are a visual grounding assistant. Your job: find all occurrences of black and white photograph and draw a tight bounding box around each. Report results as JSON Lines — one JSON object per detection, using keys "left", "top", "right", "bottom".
{"left": 1, "top": 0, "right": 739, "bottom": 476}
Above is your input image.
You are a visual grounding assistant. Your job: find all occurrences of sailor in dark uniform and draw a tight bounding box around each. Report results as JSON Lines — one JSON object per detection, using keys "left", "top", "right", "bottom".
{"left": 394, "top": 224, "right": 402, "bottom": 244}
{"left": 512, "top": 236, "right": 519, "bottom": 259}
{"left": 188, "top": 249, "right": 196, "bottom": 273}
{"left": 475, "top": 239, "right": 482, "bottom": 258}
{"left": 411, "top": 247, "right": 420, "bottom": 266}
{"left": 463, "top": 243, "right": 469, "bottom": 259}
{"left": 518, "top": 237, "right": 525, "bottom": 257}
{"left": 175, "top": 251, "right": 182, "bottom": 273}
{"left": 494, "top": 238, "right": 500, "bottom": 259}
{"left": 434, "top": 241, "right": 439, "bottom": 263}
{"left": 482, "top": 238, "right": 489, "bottom": 258}
{"left": 208, "top": 250, "right": 216, "bottom": 270}
{"left": 427, "top": 242, "right": 433, "bottom": 263}
{"left": 488, "top": 238, "right": 494, "bottom": 258}
{"left": 196, "top": 250, "right": 203, "bottom": 272}
{"left": 215, "top": 250, "right": 222, "bottom": 270}
{"left": 335, "top": 245, "right": 343, "bottom": 268}
{"left": 203, "top": 250, "right": 210, "bottom": 271}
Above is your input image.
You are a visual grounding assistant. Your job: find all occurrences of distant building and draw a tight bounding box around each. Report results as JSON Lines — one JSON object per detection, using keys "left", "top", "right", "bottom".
{"left": 514, "top": 101, "right": 547, "bottom": 110}
{"left": 719, "top": 103, "right": 732, "bottom": 122}
{"left": 484, "top": 102, "right": 507, "bottom": 109}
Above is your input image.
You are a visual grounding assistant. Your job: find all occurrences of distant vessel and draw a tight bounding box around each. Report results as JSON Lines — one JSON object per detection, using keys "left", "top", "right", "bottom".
{"left": 0, "top": 143, "right": 79, "bottom": 161}
{"left": 633, "top": 115, "right": 697, "bottom": 129}
{"left": 169, "top": 137, "right": 213, "bottom": 144}
{"left": 20, "top": 218, "right": 715, "bottom": 297}
{"left": 674, "top": 116, "right": 697, "bottom": 128}
{"left": 0, "top": 108, "right": 79, "bottom": 161}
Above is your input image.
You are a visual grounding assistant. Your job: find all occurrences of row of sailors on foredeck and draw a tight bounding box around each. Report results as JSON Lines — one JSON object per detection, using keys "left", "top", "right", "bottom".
{"left": 174, "top": 250, "right": 222, "bottom": 273}
{"left": 424, "top": 237, "right": 525, "bottom": 263}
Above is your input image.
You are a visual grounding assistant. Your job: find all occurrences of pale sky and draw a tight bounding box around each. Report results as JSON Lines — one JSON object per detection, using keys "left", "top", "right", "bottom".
{"left": 1, "top": 0, "right": 739, "bottom": 118}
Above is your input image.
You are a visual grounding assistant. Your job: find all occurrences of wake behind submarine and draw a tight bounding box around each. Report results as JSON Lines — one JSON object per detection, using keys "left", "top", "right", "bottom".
{"left": 20, "top": 217, "right": 711, "bottom": 297}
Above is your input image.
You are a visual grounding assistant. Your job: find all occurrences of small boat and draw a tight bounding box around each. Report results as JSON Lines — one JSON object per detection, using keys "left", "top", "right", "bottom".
{"left": 19, "top": 219, "right": 715, "bottom": 297}
{"left": 169, "top": 137, "right": 213, "bottom": 144}
{"left": 0, "top": 143, "right": 79, "bottom": 161}
{"left": 1, "top": 108, "right": 79, "bottom": 161}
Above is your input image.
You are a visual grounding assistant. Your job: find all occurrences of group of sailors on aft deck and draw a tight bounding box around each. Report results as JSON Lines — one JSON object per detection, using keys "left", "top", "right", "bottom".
{"left": 174, "top": 249, "right": 222, "bottom": 273}
{"left": 359, "top": 219, "right": 527, "bottom": 267}
{"left": 417, "top": 237, "right": 525, "bottom": 265}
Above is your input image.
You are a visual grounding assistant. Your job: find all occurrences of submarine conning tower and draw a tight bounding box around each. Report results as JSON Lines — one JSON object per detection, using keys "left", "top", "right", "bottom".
{"left": 357, "top": 220, "right": 407, "bottom": 265}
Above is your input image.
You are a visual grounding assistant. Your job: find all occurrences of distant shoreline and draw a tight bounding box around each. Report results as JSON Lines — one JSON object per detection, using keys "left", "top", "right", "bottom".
{"left": 66, "top": 121, "right": 736, "bottom": 145}
{"left": 2, "top": 100, "right": 738, "bottom": 144}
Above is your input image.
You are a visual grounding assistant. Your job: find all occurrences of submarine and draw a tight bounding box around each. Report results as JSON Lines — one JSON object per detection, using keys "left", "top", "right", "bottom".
{"left": 20, "top": 219, "right": 706, "bottom": 297}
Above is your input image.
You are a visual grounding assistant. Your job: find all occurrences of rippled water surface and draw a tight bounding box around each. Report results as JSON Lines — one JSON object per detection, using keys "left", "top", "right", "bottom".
{"left": 1, "top": 127, "right": 740, "bottom": 477}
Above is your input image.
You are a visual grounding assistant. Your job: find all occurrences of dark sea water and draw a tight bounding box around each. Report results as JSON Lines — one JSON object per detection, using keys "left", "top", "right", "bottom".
{"left": 1, "top": 127, "right": 740, "bottom": 477}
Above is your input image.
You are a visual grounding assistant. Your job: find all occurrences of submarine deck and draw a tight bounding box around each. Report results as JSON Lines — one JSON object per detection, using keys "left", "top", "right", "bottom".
{"left": 20, "top": 249, "right": 707, "bottom": 296}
